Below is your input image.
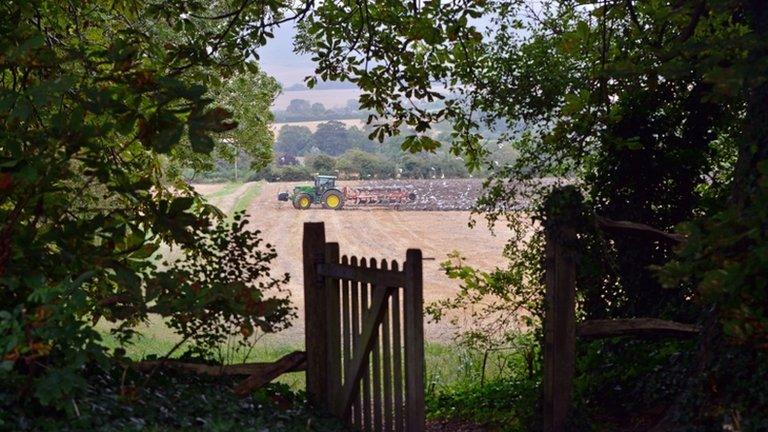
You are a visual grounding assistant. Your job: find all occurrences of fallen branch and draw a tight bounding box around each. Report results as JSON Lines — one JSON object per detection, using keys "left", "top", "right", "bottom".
{"left": 134, "top": 350, "right": 307, "bottom": 379}
{"left": 233, "top": 351, "right": 307, "bottom": 397}
{"left": 577, "top": 318, "right": 700, "bottom": 340}
{"left": 596, "top": 216, "right": 686, "bottom": 243}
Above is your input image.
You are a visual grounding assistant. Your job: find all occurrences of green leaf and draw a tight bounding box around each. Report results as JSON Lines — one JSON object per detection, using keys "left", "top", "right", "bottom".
{"left": 189, "top": 130, "right": 215, "bottom": 153}
{"left": 169, "top": 197, "right": 194, "bottom": 215}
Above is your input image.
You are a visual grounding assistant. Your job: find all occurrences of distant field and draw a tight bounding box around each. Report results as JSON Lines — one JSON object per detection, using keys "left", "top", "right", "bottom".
{"left": 270, "top": 118, "right": 367, "bottom": 133}
{"left": 192, "top": 180, "right": 513, "bottom": 342}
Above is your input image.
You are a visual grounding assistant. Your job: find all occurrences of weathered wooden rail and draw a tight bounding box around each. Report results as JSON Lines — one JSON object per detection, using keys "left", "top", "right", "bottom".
{"left": 304, "top": 222, "right": 425, "bottom": 432}
{"left": 542, "top": 189, "right": 698, "bottom": 432}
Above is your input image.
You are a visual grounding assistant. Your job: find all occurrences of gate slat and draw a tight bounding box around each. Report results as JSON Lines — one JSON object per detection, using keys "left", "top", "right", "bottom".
{"left": 338, "top": 283, "right": 391, "bottom": 420}
{"left": 381, "top": 260, "right": 394, "bottom": 432}
{"left": 361, "top": 259, "right": 372, "bottom": 432}
{"left": 341, "top": 255, "right": 351, "bottom": 383}
{"left": 371, "top": 263, "right": 383, "bottom": 432}
{"left": 350, "top": 256, "right": 362, "bottom": 428}
{"left": 325, "top": 243, "right": 341, "bottom": 406}
{"left": 391, "top": 262, "right": 404, "bottom": 432}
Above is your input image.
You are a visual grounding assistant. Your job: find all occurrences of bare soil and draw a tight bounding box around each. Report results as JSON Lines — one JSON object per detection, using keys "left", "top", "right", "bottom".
{"left": 231, "top": 180, "right": 513, "bottom": 344}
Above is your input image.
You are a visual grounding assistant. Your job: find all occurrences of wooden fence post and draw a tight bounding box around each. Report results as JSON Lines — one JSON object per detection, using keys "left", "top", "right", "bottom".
{"left": 303, "top": 222, "right": 328, "bottom": 408}
{"left": 404, "top": 249, "right": 425, "bottom": 432}
{"left": 543, "top": 222, "right": 577, "bottom": 432}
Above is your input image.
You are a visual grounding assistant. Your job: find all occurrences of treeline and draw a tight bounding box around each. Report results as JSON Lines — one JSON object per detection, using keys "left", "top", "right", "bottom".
{"left": 272, "top": 99, "right": 365, "bottom": 123}
{"left": 250, "top": 149, "right": 471, "bottom": 182}
{"left": 251, "top": 119, "right": 517, "bottom": 182}
{"left": 189, "top": 119, "right": 518, "bottom": 183}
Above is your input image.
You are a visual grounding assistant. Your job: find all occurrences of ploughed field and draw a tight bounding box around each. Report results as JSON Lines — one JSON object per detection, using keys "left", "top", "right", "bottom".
{"left": 338, "top": 178, "right": 484, "bottom": 211}
{"left": 195, "top": 179, "right": 512, "bottom": 342}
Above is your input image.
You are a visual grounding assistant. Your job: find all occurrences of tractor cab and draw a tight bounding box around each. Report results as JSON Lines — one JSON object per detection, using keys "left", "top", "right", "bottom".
{"left": 315, "top": 175, "right": 337, "bottom": 193}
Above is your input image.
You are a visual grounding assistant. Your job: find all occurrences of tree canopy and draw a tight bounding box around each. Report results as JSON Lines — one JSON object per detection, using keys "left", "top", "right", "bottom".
{"left": 0, "top": 0, "right": 298, "bottom": 409}
{"left": 2, "top": 0, "right": 767, "bottom": 428}
{"left": 312, "top": 120, "right": 351, "bottom": 156}
{"left": 296, "top": 0, "right": 768, "bottom": 426}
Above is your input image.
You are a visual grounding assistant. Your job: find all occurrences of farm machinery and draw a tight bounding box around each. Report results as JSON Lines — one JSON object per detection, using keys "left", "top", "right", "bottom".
{"left": 277, "top": 175, "right": 416, "bottom": 210}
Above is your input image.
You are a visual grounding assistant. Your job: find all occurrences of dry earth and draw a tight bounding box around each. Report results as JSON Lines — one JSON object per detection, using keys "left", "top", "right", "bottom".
{"left": 199, "top": 180, "right": 513, "bottom": 344}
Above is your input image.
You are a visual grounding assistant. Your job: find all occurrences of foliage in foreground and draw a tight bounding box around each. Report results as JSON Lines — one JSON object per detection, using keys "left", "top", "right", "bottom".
{"left": 427, "top": 378, "right": 538, "bottom": 432}
{"left": 0, "top": 365, "right": 345, "bottom": 432}
{"left": 423, "top": 334, "right": 541, "bottom": 431}
{"left": 0, "top": 0, "right": 295, "bottom": 412}
{"left": 299, "top": 0, "right": 768, "bottom": 428}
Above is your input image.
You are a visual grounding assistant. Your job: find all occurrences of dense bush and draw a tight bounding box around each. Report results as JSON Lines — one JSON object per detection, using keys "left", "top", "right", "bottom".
{"left": 305, "top": 154, "right": 337, "bottom": 174}
{"left": 0, "top": 0, "right": 295, "bottom": 414}
{"left": 426, "top": 377, "right": 539, "bottom": 431}
{"left": 248, "top": 164, "right": 313, "bottom": 182}
{"left": 0, "top": 366, "right": 346, "bottom": 432}
{"left": 335, "top": 149, "right": 396, "bottom": 179}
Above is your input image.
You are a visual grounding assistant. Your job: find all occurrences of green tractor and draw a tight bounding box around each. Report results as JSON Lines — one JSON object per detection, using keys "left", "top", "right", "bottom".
{"left": 277, "top": 175, "right": 345, "bottom": 210}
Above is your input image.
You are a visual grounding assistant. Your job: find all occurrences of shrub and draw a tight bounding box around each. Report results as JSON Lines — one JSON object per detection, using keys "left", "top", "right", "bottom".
{"left": 249, "top": 164, "right": 313, "bottom": 182}
{"left": 0, "top": 211, "right": 294, "bottom": 409}
{"left": 305, "top": 154, "right": 337, "bottom": 174}
{"left": 426, "top": 377, "right": 539, "bottom": 430}
{"left": 336, "top": 149, "right": 396, "bottom": 179}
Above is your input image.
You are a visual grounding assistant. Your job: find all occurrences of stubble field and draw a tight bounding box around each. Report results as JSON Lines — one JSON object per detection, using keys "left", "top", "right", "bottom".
{"left": 196, "top": 179, "right": 512, "bottom": 343}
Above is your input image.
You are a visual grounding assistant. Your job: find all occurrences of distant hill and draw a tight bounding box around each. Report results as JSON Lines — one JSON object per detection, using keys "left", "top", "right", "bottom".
{"left": 283, "top": 81, "right": 358, "bottom": 91}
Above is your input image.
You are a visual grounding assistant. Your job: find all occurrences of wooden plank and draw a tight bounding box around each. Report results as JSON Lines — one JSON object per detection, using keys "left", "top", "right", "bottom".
{"left": 361, "top": 267, "right": 372, "bottom": 432}
{"left": 233, "top": 352, "right": 308, "bottom": 397}
{"left": 337, "top": 283, "right": 391, "bottom": 420}
{"left": 303, "top": 222, "right": 328, "bottom": 408}
{"left": 381, "top": 260, "right": 394, "bottom": 432}
{"left": 542, "top": 225, "right": 577, "bottom": 432}
{"left": 336, "top": 255, "right": 352, "bottom": 424}
{"left": 577, "top": 318, "right": 700, "bottom": 339}
{"left": 318, "top": 262, "right": 408, "bottom": 288}
{"left": 371, "top": 259, "right": 383, "bottom": 432}
{"left": 596, "top": 216, "right": 685, "bottom": 243}
{"left": 325, "top": 243, "right": 342, "bottom": 411}
{"left": 135, "top": 352, "right": 307, "bottom": 376}
{"left": 391, "top": 265, "right": 404, "bottom": 432}
{"left": 350, "top": 256, "right": 362, "bottom": 429}
{"left": 404, "top": 249, "right": 425, "bottom": 432}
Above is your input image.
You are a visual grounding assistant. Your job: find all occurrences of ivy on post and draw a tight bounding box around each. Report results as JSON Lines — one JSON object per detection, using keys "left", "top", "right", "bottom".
{"left": 541, "top": 186, "right": 582, "bottom": 432}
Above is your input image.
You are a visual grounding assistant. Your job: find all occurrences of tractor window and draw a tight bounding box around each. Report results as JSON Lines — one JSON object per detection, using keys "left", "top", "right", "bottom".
{"left": 317, "top": 177, "right": 334, "bottom": 189}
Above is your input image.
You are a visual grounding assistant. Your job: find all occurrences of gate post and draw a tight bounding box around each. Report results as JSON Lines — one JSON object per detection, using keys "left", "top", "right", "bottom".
{"left": 542, "top": 189, "right": 578, "bottom": 432}
{"left": 303, "top": 222, "right": 329, "bottom": 408}
{"left": 404, "top": 249, "right": 425, "bottom": 432}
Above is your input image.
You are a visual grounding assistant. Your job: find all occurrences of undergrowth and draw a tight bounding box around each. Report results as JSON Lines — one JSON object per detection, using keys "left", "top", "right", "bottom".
{"left": 426, "top": 377, "right": 539, "bottom": 431}
{"left": 0, "top": 363, "right": 345, "bottom": 432}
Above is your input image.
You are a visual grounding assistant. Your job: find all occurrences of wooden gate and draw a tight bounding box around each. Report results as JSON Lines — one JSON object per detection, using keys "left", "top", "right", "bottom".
{"left": 303, "top": 222, "right": 425, "bottom": 432}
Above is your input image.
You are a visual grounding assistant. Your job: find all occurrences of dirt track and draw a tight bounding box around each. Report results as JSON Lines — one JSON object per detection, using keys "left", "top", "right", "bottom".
{"left": 199, "top": 181, "right": 513, "bottom": 343}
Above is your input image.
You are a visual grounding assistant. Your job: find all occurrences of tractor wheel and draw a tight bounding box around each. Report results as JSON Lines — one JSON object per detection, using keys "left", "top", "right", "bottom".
{"left": 291, "top": 198, "right": 300, "bottom": 209}
{"left": 322, "top": 190, "right": 345, "bottom": 210}
{"left": 294, "top": 193, "right": 312, "bottom": 210}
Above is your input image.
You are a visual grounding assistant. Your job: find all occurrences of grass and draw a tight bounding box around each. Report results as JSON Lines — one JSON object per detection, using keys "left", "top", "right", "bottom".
{"left": 99, "top": 316, "right": 517, "bottom": 394}
{"left": 204, "top": 182, "right": 242, "bottom": 200}
{"left": 230, "top": 181, "right": 262, "bottom": 215}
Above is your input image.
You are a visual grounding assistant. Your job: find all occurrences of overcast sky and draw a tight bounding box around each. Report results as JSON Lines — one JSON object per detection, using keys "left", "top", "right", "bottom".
{"left": 257, "top": 23, "right": 314, "bottom": 87}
